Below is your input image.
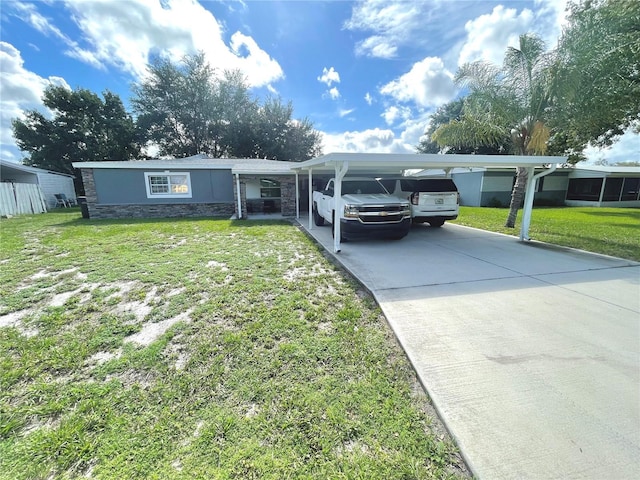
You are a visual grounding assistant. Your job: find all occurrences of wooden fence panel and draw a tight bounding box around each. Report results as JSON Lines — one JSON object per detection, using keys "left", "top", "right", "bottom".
{"left": 0, "top": 183, "right": 17, "bottom": 216}
{"left": 0, "top": 183, "right": 47, "bottom": 216}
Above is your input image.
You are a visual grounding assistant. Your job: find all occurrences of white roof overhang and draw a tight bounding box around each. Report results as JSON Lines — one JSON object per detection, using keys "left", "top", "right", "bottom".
{"left": 72, "top": 159, "right": 296, "bottom": 175}
{"left": 1, "top": 159, "right": 75, "bottom": 178}
{"left": 291, "top": 152, "right": 566, "bottom": 174}
{"left": 71, "top": 161, "right": 234, "bottom": 170}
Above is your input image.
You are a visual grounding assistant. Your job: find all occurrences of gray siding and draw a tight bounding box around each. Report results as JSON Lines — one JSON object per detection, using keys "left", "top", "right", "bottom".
{"left": 37, "top": 172, "right": 76, "bottom": 208}
{"left": 451, "top": 171, "right": 483, "bottom": 206}
{"left": 93, "top": 168, "right": 234, "bottom": 204}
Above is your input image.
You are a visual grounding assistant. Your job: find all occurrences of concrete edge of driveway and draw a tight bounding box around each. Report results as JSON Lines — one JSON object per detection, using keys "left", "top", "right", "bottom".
{"left": 451, "top": 223, "right": 640, "bottom": 266}
{"left": 292, "top": 220, "right": 477, "bottom": 477}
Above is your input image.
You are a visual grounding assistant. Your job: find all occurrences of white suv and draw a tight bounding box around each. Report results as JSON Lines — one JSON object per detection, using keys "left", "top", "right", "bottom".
{"left": 379, "top": 177, "right": 459, "bottom": 227}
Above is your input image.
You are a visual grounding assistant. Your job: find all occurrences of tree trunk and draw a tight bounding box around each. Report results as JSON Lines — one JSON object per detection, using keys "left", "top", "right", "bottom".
{"left": 505, "top": 167, "right": 528, "bottom": 228}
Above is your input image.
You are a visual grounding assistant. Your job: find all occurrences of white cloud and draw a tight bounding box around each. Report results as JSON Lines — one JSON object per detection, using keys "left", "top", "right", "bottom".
{"left": 345, "top": 0, "right": 422, "bottom": 58}
{"left": 321, "top": 128, "right": 414, "bottom": 154}
{"left": 10, "top": 2, "right": 70, "bottom": 43}
{"left": 382, "top": 105, "right": 412, "bottom": 126}
{"left": 380, "top": 57, "right": 457, "bottom": 108}
{"left": 583, "top": 127, "right": 640, "bottom": 165}
{"left": 339, "top": 108, "right": 355, "bottom": 118}
{"left": 534, "top": 0, "right": 570, "bottom": 47}
{"left": 364, "top": 92, "right": 373, "bottom": 105}
{"left": 355, "top": 36, "right": 397, "bottom": 59}
{"left": 42, "top": 0, "right": 284, "bottom": 88}
{"left": 317, "top": 67, "right": 340, "bottom": 86}
{"left": 0, "top": 42, "right": 69, "bottom": 161}
{"left": 327, "top": 87, "right": 340, "bottom": 100}
{"left": 458, "top": 5, "right": 535, "bottom": 66}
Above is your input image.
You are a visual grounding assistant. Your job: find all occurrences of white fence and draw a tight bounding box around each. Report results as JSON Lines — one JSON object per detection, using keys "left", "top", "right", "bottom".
{"left": 0, "top": 183, "right": 48, "bottom": 216}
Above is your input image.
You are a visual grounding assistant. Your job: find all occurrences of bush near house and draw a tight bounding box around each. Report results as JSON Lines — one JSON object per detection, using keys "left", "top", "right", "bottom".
{"left": 452, "top": 206, "right": 640, "bottom": 262}
{"left": 0, "top": 211, "right": 468, "bottom": 480}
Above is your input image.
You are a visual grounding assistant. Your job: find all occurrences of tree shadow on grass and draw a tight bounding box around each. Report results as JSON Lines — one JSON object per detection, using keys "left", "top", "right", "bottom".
{"left": 581, "top": 210, "right": 640, "bottom": 221}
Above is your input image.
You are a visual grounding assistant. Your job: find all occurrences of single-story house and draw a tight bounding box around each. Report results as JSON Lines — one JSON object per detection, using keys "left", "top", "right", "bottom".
{"left": 0, "top": 159, "right": 76, "bottom": 209}
{"left": 72, "top": 156, "right": 303, "bottom": 220}
{"left": 72, "top": 155, "right": 640, "bottom": 225}
{"left": 447, "top": 167, "right": 571, "bottom": 207}
{"left": 564, "top": 166, "right": 640, "bottom": 207}
{"left": 74, "top": 153, "right": 573, "bottom": 251}
{"left": 448, "top": 165, "right": 640, "bottom": 208}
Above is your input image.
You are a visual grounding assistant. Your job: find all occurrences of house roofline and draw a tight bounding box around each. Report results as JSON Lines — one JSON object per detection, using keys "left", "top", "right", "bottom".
{"left": 0, "top": 159, "right": 75, "bottom": 178}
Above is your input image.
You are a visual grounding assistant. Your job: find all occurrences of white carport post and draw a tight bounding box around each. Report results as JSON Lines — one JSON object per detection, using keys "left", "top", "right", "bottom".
{"left": 235, "top": 173, "right": 242, "bottom": 219}
{"left": 295, "top": 171, "right": 299, "bottom": 219}
{"left": 520, "top": 164, "right": 558, "bottom": 241}
{"left": 333, "top": 161, "right": 349, "bottom": 253}
{"left": 308, "top": 169, "right": 313, "bottom": 230}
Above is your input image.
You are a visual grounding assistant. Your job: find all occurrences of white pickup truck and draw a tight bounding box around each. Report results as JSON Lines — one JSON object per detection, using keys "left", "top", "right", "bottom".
{"left": 312, "top": 177, "right": 411, "bottom": 240}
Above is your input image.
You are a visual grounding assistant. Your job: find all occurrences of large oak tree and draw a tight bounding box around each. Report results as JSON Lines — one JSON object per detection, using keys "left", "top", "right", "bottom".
{"left": 132, "top": 53, "right": 322, "bottom": 161}
{"left": 12, "top": 86, "right": 141, "bottom": 180}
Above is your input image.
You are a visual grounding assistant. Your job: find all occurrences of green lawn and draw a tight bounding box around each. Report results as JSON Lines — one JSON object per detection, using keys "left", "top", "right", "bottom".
{"left": 0, "top": 210, "right": 468, "bottom": 479}
{"left": 452, "top": 206, "right": 640, "bottom": 262}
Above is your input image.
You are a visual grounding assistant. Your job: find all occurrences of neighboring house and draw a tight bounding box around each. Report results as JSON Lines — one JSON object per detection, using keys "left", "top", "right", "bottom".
{"left": 447, "top": 167, "right": 570, "bottom": 207}
{"left": 565, "top": 166, "right": 640, "bottom": 207}
{"left": 72, "top": 156, "right": 301, "bottom": 220}
{"left": 449, "top": 165, "right": 640, "bottom": 208}
{"left": 0, "top": 159, "right": 76, "bottom": 209}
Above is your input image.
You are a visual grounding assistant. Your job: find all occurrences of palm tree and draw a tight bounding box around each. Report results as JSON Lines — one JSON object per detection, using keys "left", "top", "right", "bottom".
{"left": 433, "top": 33, "right": 554, "bottom": 227}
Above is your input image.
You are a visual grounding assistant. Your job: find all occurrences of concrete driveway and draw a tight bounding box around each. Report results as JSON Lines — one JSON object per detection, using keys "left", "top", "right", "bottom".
{"left": 298, "top": 220, "right": 640, "bottom": 479}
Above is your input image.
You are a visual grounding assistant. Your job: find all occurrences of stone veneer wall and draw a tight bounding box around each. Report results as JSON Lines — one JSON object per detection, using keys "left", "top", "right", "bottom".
{"left": 87, "top": 203, "right": 235, "bottom": 219}
{"left": 238, "top": 175, "right": 296, "bottom": 217}
{"left": 80, "top": 168, "right": 234, "bottom": 219}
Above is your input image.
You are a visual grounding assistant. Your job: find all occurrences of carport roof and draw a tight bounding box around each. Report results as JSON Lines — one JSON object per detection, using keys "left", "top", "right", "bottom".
{"left": 291, "top": 152, "right": 567, "bottom": 174}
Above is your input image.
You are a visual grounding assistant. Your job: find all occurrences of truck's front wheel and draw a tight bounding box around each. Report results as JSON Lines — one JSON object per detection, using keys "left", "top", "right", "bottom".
{"left": 313, "top": 204, "right": 325, "bottom": 226}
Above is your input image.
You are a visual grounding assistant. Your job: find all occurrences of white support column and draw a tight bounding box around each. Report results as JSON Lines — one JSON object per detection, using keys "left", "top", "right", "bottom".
{"left": 520, "top": 164, "right": 558, "bottom": 241}
{"left": 295, "top": 172, "right": 299, "bottom": 219}
{"left": 598, "top": 176, "right": 607, "bottom": 204}
{"left": 308, "top": 169, "right": 313, "bottom": 230}
{"left": 235, "top": 173, "right": 242, "bottom": 220}
{"left": 333, "top": 161, "right": 349, "bottom": 253}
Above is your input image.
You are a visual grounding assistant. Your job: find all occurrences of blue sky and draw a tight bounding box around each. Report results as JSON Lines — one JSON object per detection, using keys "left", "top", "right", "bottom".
{"left": 1, "top": 0, "right": 637, "bottom": 164}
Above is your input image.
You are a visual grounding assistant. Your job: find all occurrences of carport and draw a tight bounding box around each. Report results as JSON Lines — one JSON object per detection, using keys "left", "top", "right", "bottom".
{"left": 291, "top": 153, "right": 567, "bottom": 253}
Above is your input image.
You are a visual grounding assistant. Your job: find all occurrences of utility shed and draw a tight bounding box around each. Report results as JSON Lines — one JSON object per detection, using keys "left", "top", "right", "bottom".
{"left": 0, "top": 159, "right": 76, "bottom": 209}
{"left": 292, "top": 153, "right": 567, "bottom": 253}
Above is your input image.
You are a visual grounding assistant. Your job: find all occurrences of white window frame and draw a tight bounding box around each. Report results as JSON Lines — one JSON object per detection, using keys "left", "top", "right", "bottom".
{"left": 144, "top": 171, "right": 192, "bottom": 199}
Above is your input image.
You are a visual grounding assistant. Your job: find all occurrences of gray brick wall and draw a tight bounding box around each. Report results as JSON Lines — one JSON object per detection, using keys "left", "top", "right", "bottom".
{"left": 86, "top": 202, "right": 235, "bottom": 219}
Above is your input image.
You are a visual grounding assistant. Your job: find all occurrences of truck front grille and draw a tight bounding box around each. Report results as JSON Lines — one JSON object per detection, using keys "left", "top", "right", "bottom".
{"left": 356, "top": 204, "right": 409, "bottom": 224}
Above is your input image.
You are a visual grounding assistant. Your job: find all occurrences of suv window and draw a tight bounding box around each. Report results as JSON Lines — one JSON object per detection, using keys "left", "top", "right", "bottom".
{"left": 380, "top": 178, "right": 458, "bottom": 193}
{"left": 413, "top": 179, "right": 458, "bottom": 192}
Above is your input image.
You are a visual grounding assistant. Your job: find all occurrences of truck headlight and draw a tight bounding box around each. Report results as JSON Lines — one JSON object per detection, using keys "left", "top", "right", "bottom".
{"left": 344, "top": 204, "right": 359, "bottom": 218}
